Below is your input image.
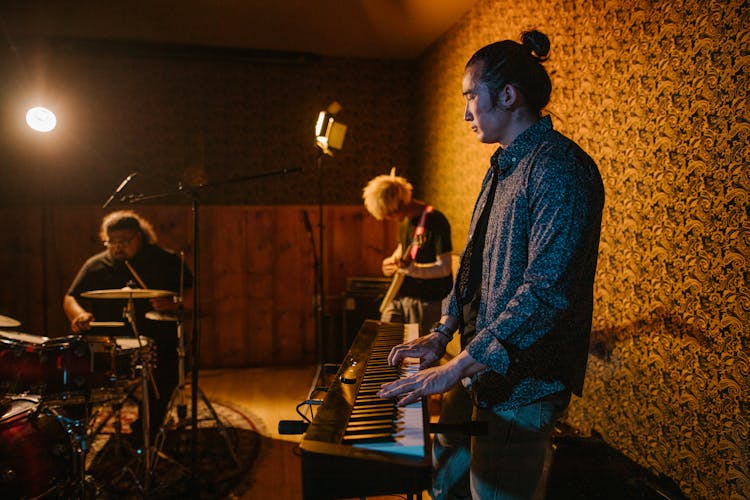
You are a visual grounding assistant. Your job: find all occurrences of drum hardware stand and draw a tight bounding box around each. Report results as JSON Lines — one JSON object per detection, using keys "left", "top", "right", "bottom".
{"left": 121, "top": 293, "right": 157, "bottom": 495}
{"left": 151, "top": 267, "right": 240, "bottom": 471}
{"left": 102, "top": 397, "right": 147, "bottom": 498}
{"left": 93, "top": 367, "right": 155, "bottom": 498}
{"left": 85, "top": 382, "right": 140, "bottom": 463}
{"left": 149, "top": 288, "right": 192, "bottom": 479}
{"left": 86, "top": 390, "right": 150, "bottom": 498}
{"left": 45, "top": 399, "right": 98, "bottom": 499}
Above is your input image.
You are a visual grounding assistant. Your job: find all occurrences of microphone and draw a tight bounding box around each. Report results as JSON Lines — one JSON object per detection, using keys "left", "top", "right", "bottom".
{"left": 102, "top": 172, "right": 138, "bottom": 208}
{"left": 302, "top": 210, "right": 313, "bottom": 234}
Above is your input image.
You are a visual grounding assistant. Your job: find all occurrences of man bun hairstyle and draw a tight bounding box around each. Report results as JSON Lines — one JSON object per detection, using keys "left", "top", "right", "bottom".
{"left": 521, "top": 30, "right": 550, "bottom": 62}
{"left": 466, "top": 30, "right": 552, "bottom": 115}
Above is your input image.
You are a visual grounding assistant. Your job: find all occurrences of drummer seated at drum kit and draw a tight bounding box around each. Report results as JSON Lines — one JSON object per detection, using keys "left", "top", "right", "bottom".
{"left": 63, "top": 210, "right": 193, "bottom": 447}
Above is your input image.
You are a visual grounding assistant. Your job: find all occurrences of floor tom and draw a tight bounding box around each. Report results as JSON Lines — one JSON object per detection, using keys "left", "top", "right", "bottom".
{"left": 0, "top": 397, "right": 73, "bottom": 497}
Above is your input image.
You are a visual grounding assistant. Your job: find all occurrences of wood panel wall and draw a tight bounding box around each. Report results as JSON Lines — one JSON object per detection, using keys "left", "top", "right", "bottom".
{"left": 0, "top": 205, "right": 397, "bottom": 368}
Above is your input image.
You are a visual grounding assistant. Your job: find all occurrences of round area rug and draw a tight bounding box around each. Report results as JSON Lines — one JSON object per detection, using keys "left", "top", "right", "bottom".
{"left": 86, "top": 396, "right": 262, "bottom": 499}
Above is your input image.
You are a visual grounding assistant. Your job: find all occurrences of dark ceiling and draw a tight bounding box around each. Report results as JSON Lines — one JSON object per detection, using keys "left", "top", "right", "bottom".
{"left": 0, "top": 0, "right": 477, "bottom": 60}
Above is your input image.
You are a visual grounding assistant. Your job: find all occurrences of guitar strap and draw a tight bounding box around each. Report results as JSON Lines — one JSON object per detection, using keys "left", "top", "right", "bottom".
{"left": 379, "top": 204, "right": 433, "bottom": 314}
{"left": 408, "top": 205, "right": 433, "bottom": 260}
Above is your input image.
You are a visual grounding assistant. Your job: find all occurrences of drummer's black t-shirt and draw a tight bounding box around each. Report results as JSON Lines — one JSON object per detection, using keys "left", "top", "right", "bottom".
{"left": 67, "top": 244, "right": 193, "bottom": 337}
{"left": 67, "top": 244, "right": 193, "bottom": 437}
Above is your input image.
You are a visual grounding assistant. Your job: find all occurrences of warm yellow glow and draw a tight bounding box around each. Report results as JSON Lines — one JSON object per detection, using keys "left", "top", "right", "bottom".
{"left": 315, "top": 107, "right": 346, "bottom": 154}
{"left": 26, "top": 106, "right": 57, "bottom": 132}
{"left": 315, "top": 111, "right": 327, "bottom": 138}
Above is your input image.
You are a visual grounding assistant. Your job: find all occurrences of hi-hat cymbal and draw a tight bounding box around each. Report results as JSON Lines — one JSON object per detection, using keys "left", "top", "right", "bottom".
{"left": 81, "top": 287, "right": 173, "bottom": 299}
{"left": 0, "top": 314, "right": 21, "bottom": 328}
{"left": 146, "top": 310, "right": 199, "bottom": 322}
{"left": 146, "top": 311, "right": 178, "bottom": 322}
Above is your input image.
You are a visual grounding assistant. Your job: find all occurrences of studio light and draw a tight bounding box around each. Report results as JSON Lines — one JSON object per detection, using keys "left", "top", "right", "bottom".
{"left": 315, "top": 101, "right": 346, "bottom": 155}
{"left": 26, "top": 106, "right": 57, "bottom": 132}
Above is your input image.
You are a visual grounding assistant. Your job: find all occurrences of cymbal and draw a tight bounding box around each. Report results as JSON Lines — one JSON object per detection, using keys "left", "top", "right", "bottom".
{"left": 0, "top": 314, "right": 21, "bottom": 328}
{"left": 81, "top": 287, "right": 173, "bottom": 299}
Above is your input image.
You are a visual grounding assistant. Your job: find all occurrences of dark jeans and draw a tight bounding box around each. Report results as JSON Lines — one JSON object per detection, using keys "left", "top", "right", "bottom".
{"left": 433, "top": 385, "right": 570, "bottom": 500}
{"left": 380, "top": 296, "right": 443, "bottom": 336}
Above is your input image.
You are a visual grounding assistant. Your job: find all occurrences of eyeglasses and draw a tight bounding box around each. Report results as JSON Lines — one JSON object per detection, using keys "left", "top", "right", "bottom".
{"left": 104, "top": 235, "right": 137, "bottom": 248}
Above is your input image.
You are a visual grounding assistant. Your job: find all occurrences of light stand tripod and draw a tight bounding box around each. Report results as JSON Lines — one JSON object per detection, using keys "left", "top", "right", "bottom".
{"left": 315, "top": 152, "right": 325, "bottom": 362}
{"left": 302, "top": 208, "right": 320, "bottom": 361}
{"left": 313, "top": 104, "right": 346, "bottom": 363}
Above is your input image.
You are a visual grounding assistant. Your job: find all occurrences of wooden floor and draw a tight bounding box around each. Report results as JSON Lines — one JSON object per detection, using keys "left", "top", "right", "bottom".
{"left": 198, "top": 365, "right": 316, "bottom": 499}
{"left": 198, "top": 365, "right": 427, "bottom": 500}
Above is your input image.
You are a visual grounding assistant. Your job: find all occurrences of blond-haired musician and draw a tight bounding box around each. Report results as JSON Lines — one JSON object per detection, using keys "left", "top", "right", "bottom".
{"left": 362, "top": 170, "right": 453, "bottom": 335}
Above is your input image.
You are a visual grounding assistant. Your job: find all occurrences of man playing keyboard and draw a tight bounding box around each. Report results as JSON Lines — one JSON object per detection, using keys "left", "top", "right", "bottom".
{"left": 378, "top": 31, "right": 604, "bottom": 500}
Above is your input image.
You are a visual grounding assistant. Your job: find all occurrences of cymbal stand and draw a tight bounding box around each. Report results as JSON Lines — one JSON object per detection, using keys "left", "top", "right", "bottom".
{"left": 150, "top": 271, "right": 190, "bottom": 475}
{"left": 122, "top": 293, "right": 156, "bottom": 495}
{"left": 152, "top": 320, "right": 240, "bottom": 470}
{"left": 152, "top": 256, "right": 239, "bottom": 470}
{"left": 174, "top": 252, "right": 188, "bottom": 420}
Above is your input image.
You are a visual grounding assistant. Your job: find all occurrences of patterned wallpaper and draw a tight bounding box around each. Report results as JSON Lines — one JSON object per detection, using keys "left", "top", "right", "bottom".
{"left": 414, "top": 0, "right": 748, "bottom": 498}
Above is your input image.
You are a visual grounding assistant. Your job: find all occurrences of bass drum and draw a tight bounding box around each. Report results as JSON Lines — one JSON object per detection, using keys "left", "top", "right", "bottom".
{"left": 0, "top": 397, "right": 73, "bottom": 498}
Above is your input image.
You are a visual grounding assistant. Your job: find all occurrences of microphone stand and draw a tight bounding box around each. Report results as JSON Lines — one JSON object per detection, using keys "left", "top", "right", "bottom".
{"left": 189, "top": 187, "right": 200, "bottom": 492}
{"left": 103, "top": 172, "right": 138, "bottom": 209}
{"left": 118, "top": 166, "right": 301, "bottom": 495}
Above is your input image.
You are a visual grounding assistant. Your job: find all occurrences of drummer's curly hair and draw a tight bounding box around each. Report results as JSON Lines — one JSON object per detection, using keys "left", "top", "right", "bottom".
{"left": 99, "top": 210, "right": 158, "bottom": 245}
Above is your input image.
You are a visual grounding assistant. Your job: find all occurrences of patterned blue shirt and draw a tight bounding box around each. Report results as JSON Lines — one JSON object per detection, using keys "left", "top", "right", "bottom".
{"left": 446, "top": 116, "right": 604, "bottom": 412}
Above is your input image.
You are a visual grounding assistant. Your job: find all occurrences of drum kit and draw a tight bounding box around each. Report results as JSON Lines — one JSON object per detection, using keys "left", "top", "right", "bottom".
{"left": 0, "top": 286, "right": 180, "bottom": 499}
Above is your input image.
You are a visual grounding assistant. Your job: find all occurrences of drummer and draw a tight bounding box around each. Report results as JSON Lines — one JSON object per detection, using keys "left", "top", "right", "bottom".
{"left": 63, "top": 210, "right": 193, "bottom": 446}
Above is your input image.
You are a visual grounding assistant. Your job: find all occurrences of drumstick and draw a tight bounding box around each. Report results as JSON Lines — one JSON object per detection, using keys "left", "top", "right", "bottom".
{"left": 124, "top": 260, "right": 148, "bottom": 289}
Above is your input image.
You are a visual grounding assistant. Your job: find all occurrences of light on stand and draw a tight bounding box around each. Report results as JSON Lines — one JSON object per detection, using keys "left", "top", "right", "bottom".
{"left": 25, "top": 106, "right": 57, "bottom": 132}
{"left": 315, "top": 102, "right": 347, "bottom": 156}
{"left": 312, "top": 101, "right": 346, "bottom": 362}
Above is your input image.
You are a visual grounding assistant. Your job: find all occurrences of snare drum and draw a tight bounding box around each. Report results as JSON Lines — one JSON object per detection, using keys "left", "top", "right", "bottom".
{"left": 111, "top": 336, "right": 154, "bottom": 382}
{"left": 0, "top": 397, "right": 73, "bottom": 498}
{"left": 39, "top": 335, "right": 153, "bottom": 401}
{"left": 0, "top": 331, "right": 48, "bottom": 394}
{"left": 40, "top": 335, "right": 113, "bottom": 398}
